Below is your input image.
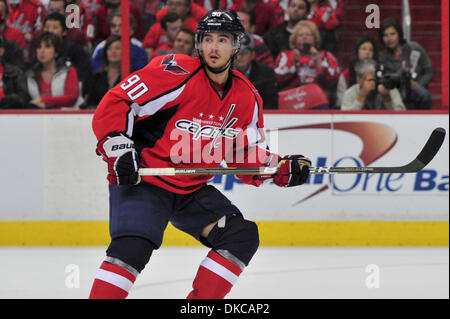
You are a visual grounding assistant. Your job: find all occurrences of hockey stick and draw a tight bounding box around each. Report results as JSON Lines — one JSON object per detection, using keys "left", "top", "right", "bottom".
{"left": 138, "top": 127, "right": 446, "bottom": 176}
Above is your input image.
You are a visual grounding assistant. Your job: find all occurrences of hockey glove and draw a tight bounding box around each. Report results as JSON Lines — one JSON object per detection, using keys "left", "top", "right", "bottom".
{"left": 96, "top": 133, "right": 140, "bottom": 185}
{"left": 273, "top": 155, "right": 311, "bottom": 187}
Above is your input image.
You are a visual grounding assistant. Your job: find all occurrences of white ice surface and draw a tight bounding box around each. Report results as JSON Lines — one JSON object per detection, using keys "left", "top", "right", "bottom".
{"left": 0, "top": 246, "right": 448, "bottom": 299}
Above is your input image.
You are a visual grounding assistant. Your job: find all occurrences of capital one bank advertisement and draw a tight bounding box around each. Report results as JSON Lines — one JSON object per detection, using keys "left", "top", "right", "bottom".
{"left": 208, "top": 113, "right": 449, "bottom": 222}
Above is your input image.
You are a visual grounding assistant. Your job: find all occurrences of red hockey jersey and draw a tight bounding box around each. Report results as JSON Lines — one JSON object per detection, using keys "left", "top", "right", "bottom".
{"left": 6, "top": 0, "right": 45, "bottom": 35}
{"left": 274, "top": 49, "right": 340, "bottom": 91}
{"left": 92, "top": 54, "right": 272, "bottom": 194}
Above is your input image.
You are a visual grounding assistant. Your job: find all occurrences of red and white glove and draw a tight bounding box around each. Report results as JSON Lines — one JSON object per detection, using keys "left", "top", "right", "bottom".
{"left": 96, "top": 133, "right": 140, "bottom": 185}
{"left": 273, "top": 155, "right": 311, "bottom": 187}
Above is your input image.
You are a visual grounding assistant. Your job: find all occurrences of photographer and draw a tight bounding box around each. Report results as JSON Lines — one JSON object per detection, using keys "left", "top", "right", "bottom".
{"left": 378, "top": 17, "right": 433, "bottom": 110}
{"left": 341, "top": 58, "right": 405, "bottom": 111}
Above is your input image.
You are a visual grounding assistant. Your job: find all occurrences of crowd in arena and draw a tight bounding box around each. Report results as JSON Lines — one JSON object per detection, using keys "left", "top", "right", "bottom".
{"left": 0, "top": 0, "right": 435, "bottom": 110}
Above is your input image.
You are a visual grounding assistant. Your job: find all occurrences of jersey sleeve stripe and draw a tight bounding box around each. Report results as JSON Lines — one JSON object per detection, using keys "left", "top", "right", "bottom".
{"left": 131, "top": 85, "right": 185, "bottom": 118}
{"left": 246, "top": 101, "right": 267, "bottom": 150}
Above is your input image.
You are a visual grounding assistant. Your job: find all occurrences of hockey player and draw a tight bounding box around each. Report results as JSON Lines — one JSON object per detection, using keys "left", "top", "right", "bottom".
{"left": 89, "top": 9, "right": 311, "bottom": 299}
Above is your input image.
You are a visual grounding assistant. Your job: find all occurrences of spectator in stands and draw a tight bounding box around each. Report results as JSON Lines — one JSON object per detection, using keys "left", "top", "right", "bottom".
{"left": 96, "top": 0, "right": 144, "bottom": 41}
{"left": 172, "top": 28, "right": 195, "bottom": 56}
{"left": 274, "top": 20, "right": 339, "bottom": 103}
{"left": 336, "top": 35, "right": 378, "bottom": 107}
{"left": 5, "top": 0, "right": 46, "bottom": 40}
{"left": 143, "top": 0, "right": 205, "bottom": 58}
{"left": 84, "top": 35, "right": 128, "bottom": 108}
{"left": 0, "top": 34, "right": 29, "bottom": 108}
{"left": 229, "top": 0, "right": 277, "bottom": 36}
{"left": 307, "top": 0, "right": 340, "bottom": 53}
{"left": 134, "top": 0, "right": 160, "bottom": 32}
{"left": 341, "top": 58, "right": 405, "bottom": 111}
{"left": 237, "top": 8, "right": 274, "bottom": 68}
{"left": 26, "top": 31, "right": 79, "bottom": 109}
{"left": 378, "top": 17, "right": 433, "bottom": 110}
{"left": 0, "top": 5, "right": 24, "bottom": 68}
{"left": 81, "top": 0, "right": 101, "bottom": 16}
{"left": 155, "top": 0, "right": 206, "bottom": 29}
{"left": 263, "top": 0, "right": 310, "bottom": 60}
{"left": 91, "top": 11, "right": 147, "bottom": 72}
{"left": 144, "top": 12, "right": 183, "bottom": 61}
{"left": 234, "top": 33, "right": 278, "bottom": 109}
{"left": 48, "top": 0, "right": 96, "bottom": 48}
{"left": 41, "top": 12, "right": 91, "bottom": 88}
{"left": 194, "top": 0, "right": 227, "bottom": 12}
{"left": 0, "top": 0, "right": 25, "bottom": 50}
{"left": 269, "top": 0, "right": 290, "bottom": 25}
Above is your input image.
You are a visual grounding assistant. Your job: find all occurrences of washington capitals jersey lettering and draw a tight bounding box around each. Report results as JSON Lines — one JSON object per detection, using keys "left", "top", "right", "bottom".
{"left": 93, "top": 54, "right": 271, "bottom": 194}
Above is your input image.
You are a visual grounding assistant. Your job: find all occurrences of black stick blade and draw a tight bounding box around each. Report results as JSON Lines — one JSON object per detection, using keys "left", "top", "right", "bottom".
{"left": 414, "top": 127, "right": 446, "bottom": 168}
{"left": 379, "top": 127, "right": 446, "bottom": 173}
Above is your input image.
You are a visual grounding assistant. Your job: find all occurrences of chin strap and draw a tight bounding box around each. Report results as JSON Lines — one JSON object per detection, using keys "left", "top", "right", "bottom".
{"left": 204, "top": 55, "right": 233, "bottom": 74}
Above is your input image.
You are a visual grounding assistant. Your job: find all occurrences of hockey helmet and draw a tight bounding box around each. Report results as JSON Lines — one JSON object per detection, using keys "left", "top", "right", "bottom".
{"left": 195, "top": 10, "right": 245, "bottom": 51}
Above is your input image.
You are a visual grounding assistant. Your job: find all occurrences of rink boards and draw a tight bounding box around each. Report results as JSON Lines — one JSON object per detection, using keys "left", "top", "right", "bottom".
{"left": 0, "top": 111, "right": 448, "bottom": 246}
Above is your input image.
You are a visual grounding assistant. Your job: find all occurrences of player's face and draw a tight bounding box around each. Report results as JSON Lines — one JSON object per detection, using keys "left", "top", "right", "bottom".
{"left": 173, "top": 31, "right": 194, "bottom": 55}
{"left": 106, "top": 40, "right": 121, "bottom": 64}
{"left": 358, "top": 42, "right": 374, "bottom": 60}
{"left": 383, "top": 26, "right": 400, "bottom": 50}
{"left": 36, "top": 41, "right": 57, "bottom": 64}
{"left": 201, "top": 32, "right": 234, "bottom": 69}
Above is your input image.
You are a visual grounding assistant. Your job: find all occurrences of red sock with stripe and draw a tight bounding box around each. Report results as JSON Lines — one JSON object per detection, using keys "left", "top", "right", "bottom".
{"left": 89, "top": 261, "right": 136, "bottom": 299}
{"left": 187, "top": 250, "right": 243, "bottom": 299}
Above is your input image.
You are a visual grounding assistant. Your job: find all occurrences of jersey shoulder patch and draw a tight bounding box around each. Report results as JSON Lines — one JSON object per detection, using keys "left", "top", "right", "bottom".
{"left": 147, "top": 54, "right": 201, "bottom": 76}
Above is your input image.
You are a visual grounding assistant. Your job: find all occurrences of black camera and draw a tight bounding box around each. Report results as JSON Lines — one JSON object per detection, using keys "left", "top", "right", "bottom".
{"left": 376, "top": 64, "right": 410, "bottom": 90}
{"left": 376, "top": 72, "right": 402, "bottom": 90}
{"left": 300, "top": 43, "right": 311, "bottom": 54}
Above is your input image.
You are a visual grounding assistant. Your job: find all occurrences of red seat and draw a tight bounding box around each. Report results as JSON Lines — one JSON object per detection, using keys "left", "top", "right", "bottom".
{"left": 278, "top": 83, "right": 329, "bottom": 110}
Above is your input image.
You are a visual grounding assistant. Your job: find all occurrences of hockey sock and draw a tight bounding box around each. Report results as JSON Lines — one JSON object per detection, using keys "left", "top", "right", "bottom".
{"left": 187, "top": 250, "right": 243, "bottom": 299}
{"left": 89, "top": 261, "right": 137, "bottom": 299}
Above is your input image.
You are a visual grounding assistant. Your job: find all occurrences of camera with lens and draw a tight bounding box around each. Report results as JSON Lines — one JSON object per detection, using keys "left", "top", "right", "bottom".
{"left": 376, "top": 67, "right": 402, "bottom": 90}
{"left": 376, "top": 64, "right": 411, "bottom": 100}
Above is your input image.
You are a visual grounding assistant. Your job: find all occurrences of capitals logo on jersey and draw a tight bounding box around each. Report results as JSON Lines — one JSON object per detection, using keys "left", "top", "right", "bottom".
{"left": 161, "top": 55, "right": 190, "bottom": 75}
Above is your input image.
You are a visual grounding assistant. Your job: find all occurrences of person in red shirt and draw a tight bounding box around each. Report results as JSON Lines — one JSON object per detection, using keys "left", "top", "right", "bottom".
{"left": 156, "top": 0, "right": 207, "bottom": 26}
{"left": 274, "top": 20, "right": 339, "bottom": 98}
{"left": 143, "top": 0, "right": 206, "bottom": 53}
{"left": 88, "top": 9, "right": 311, "bottom": 299}
{"left": 80, "top": 0, "right": 101, "bottom": 16}
{"left": 25, "top": 31, "right": 79, "bottom": 109}
{"left": 307, "top": 0, "right": 342, "bottom": 53}
{"left": 229, "top": 0, "right": 277, "bottom": 36}
{"left": 0, "top": 0, "right": 25, "bottom": 49}
{"left": 193, "top": 0, "right": 230, "bottom": 11}
{"left": 5, "top": 0, "right": 46, "bottom": 41}
{"left": 144, "top": 11, "right": 183, "bottom": 62}
{"left": 96, "top": 0, "right": 145, "bottom": 41}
